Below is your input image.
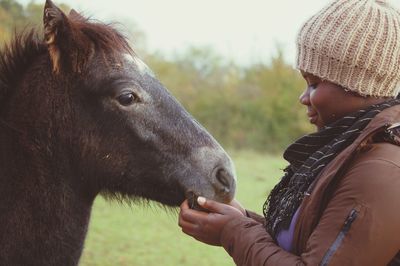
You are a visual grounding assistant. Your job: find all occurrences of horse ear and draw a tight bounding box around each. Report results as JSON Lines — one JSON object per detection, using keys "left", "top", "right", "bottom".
{"left": 43, "top": 0, "right": 71, "bottom": 74}
{"left": 69, "top": 9, "right": 85, "bottom": 21}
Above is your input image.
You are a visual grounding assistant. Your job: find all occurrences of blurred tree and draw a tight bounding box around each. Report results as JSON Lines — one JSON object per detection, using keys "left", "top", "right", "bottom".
{"left": 114, "top": 18, "right": 147, "bottom": 55}
{"left": 0, "top": 0, "right": 70, "bottom": 43}
{"left": 145, "top": 45, "right": 312, "bottom": 152}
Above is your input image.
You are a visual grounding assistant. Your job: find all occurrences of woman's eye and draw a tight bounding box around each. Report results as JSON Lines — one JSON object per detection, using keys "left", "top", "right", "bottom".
{"left": 309, "top": 83, "right": 318, "bottom": 90}
{"left": 117, "top": 92, "right": 138, "bottom": 106}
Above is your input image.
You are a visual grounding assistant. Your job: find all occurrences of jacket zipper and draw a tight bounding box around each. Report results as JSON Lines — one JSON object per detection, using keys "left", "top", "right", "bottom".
{"left": 320, "top": 209, "right": 358, "bottom": 266}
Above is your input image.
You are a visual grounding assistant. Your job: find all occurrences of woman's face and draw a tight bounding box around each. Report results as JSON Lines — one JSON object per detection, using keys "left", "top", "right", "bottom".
{"left": 299, "top": 72, "right": 384, "bottom": 131}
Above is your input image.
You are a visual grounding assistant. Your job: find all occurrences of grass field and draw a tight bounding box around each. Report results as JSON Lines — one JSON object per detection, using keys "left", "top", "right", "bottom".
{"left": 79, "top": 150, "right": 285, "bottom": 266}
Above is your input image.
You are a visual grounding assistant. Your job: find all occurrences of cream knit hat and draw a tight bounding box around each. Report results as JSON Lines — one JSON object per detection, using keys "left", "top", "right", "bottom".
{"left": 296, "top": 0, "right": 400, "bottom": 97}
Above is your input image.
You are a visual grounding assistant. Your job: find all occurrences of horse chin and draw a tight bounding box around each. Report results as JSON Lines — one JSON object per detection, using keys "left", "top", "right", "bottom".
{"left": 186, "top": 191, "right": 208, "bottom": 211}
{"left": 147, "top": 189, "right": 187, "bottom": 207}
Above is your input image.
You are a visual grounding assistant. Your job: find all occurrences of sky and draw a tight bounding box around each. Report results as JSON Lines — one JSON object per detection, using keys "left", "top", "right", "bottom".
{"left": 19, "top": 0, "right": 400, "bottom": 66}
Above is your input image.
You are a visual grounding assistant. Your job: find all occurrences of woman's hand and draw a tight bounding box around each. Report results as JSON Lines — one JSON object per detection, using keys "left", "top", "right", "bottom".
{"left": 228, "top": 198, "right": 247, "bottom": 216}
{"left": 178, "top": 197, "right": 245, "bottom": 246}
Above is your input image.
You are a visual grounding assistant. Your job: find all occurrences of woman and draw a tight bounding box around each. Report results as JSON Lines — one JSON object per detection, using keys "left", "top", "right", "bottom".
{"left": 178, "top": 0, "right": 400, "bottom": 265}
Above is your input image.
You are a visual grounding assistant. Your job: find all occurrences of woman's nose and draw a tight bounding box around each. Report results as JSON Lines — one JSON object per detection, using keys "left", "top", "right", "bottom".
{"left": 299, "top": 87, "right": 310, "bottom": 105}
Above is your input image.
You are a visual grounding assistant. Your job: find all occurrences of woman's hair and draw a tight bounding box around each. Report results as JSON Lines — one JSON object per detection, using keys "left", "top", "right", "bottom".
{"left": 296, "top": 0, "right": 400, "bottom": 98}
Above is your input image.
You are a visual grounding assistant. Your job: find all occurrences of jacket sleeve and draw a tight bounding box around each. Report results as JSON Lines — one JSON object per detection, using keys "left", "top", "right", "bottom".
{"left": 245, "top": 209, "right": 265, "bottom": 224}
{"left": 220, "top": 145, "right": 400, "bottom": 266}
{"left": 220, "top": 217, "right": 303, "bottom": 265}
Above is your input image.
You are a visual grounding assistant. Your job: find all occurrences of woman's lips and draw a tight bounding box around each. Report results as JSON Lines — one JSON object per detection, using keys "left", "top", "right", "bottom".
{"left": 308, "top": 115, "right": 318, "bottom": 124}
{"left": 307, "top": 109, "right": 318, "bottom": 124}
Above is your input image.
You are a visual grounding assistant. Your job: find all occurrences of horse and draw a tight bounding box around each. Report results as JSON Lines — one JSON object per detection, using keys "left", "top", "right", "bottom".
{"left": 0, "top": 1, "right": 236, "bottom": 265}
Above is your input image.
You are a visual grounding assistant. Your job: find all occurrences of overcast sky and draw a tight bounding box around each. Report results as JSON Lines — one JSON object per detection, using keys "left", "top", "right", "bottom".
{"left": 19, "top": 0, "right": 400, "bottom": 66}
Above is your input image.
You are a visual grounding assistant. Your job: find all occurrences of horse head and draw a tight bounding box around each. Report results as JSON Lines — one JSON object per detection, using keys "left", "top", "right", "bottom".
{"left": 37, "top": 0, "right": 236, "bottom": 206}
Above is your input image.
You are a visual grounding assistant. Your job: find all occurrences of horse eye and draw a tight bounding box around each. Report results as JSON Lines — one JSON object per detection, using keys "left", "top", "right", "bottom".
{"left": 117, "top": 92, "right": 138, "bottom": 106}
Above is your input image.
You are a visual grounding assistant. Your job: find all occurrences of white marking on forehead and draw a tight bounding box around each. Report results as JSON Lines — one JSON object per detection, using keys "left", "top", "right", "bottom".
{"left": 123, "top": 54, "right": 155, "bottom": 78}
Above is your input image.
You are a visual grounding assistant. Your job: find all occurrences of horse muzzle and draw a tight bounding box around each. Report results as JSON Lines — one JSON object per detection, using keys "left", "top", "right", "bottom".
{"left": 183, "top": 146, "right": 236, "bottom": 208}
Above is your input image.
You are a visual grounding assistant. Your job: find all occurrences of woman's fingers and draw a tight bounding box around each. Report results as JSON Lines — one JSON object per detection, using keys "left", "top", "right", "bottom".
{"left": 180, "top": 200, "right": 209, "bottom": 225}
{"left": 178, "top": 198, "right": 243, "bottom": 247}
{"left": 180, "top": 199, "right": 190, "bottom": 210}
{"left": 197, "top": 197, "right": 226, "bottom": 213}
{"left": 178, "top": 217, "right": 198, "bottom": 234}
{"left": 229, "top": 199, "right": 246, "bottom": 215}
{"left": 197, "top": 197, "right": 244, "bottom": 216}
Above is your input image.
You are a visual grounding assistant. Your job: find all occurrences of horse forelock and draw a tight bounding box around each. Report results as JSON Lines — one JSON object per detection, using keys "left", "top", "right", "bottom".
{"left": 76, "top": 20, "right": 134, "bottom": 58}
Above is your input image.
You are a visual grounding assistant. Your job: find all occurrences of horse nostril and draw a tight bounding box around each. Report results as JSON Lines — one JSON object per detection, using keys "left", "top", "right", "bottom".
{"left": 216, "top": 168, "right": 231, "bottom": 193}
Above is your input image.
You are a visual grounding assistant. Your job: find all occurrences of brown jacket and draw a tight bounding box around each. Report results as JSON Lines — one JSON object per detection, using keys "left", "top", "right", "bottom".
{"left": 221, "top": 106, "right": 400, "bottom": 266}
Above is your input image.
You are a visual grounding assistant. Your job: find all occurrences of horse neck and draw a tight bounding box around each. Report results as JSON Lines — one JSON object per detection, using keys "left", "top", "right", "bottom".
{"left": 0, "top": 125, "right": 95, "bottom": 266}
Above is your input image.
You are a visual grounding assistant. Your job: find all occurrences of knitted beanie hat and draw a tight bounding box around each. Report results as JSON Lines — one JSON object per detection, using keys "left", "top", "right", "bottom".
{"left": 296, "top": 0, "right": 400, "bottom": 97}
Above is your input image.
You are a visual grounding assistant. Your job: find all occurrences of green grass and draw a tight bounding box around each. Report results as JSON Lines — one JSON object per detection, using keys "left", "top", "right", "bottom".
{"left": 79, "top": 150, "right": 285, "bottom": 266}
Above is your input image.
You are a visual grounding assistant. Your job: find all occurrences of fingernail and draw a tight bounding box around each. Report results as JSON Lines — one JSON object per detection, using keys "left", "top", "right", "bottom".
{"left": 197, "top": 196, "right": 206, "bottom": 206}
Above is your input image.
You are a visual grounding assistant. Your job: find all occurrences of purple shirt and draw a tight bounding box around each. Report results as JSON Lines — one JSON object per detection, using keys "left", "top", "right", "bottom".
{"left": 276, "top": 207, "right": 300, "bottom": 252}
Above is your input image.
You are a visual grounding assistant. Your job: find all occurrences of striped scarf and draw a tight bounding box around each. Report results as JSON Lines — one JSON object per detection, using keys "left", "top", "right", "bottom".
{"left": 263, "top": 99, "right": 400, "bottom": 238}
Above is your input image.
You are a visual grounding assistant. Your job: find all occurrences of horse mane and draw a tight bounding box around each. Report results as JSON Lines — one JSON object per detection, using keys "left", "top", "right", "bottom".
{"left": 0, "top": 30, "right": 46, "bottom": 106}
{"left": 0, "top": 15, "right": 133, "bottom": 106}
{"left": 77, "top": 19, "right": 134, "bottom": 56}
